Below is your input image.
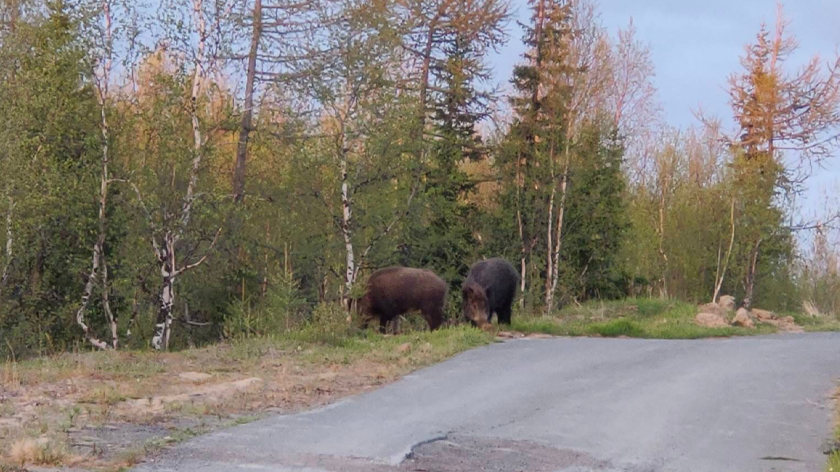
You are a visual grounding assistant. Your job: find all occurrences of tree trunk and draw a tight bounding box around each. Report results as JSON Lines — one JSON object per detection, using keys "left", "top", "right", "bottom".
{"left": 546, "top": 132, "right": 571, "bottom": 313}
{"left": 530, "top": 0, "right": 546, "bottom": 109}
{"left": 515, "top": 153, "right": 526, "bottom": 308}
{"left": 340, "top": 146, "right": 355, "bottom": 305}
{"left": 152, "top": 234, "right": 176, "bottom": 350}
{"left": 545, "top": 139, "right": 558, "bottom": 312}
{"left": 181, "top": 0, "right": 208, "bottom": 229}
{"left": 1, "top": 195, "right": 13, "bottom": 289}
{"left": 549, "top": 151, "right": 570, "bottom": 309}
{"left": 545, "top": 182, "right": 555, "bottom": 312}
{"left": 184, "top": 302, "right": 195, "bottom": 349}
{"left": 77, "top": 0, "right": 117, "bottom": 350}
{"left": 657, "top": 188, "right": 668, "bottom": 298}
{"left": 75, "top": 239, "right": 110, "bottom": 351}
{"left": 151, "top": 0, "right": 210, "bottom": 351}
{"left": 712, "top": 197, "right": 736, "bottom": 303}
{"left": 743, "top": 238, "right": 762, "bottom": 310}
{"left": 233, "top": 0, "right": 261, "bottom": 203}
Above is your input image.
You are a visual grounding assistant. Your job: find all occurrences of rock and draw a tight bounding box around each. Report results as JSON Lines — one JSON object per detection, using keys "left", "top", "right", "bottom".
{"left": 696, "top": 312, "right": 729, "bottom": 328}
{"left": 698, "top": 303, "right": 726, "bottom": 316}
{"left": 752, "top": 309, "right": 776, "bottom": 321}
{"left": 397, "top": 342, "right": 412, "bottom": 354}
{"left": 718, "top": 295, "right": 736, "bottom": 311}
{"left": 525, "top": 333, "right": 554, "bottom": 339}
{"left": 761, "top": 315, "right": 804, "bottom": 333}
{"left": 178, "top": 372, "right": 212, "bottom": 383}
{"left": 732, "top": 308, "right": 755, "bottom": 329}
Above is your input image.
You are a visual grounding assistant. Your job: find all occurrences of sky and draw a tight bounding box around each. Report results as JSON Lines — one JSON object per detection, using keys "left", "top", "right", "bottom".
{"left": 488, "top": 0, "right": 840, "bottom": 221}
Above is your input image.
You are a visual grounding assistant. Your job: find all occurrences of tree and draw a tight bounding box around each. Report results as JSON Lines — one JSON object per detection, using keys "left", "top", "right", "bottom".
{"left": 125, "top": 0, "right": 234, "bottom": 350}
{"left": 398, "top": 0, "right": 507, "bottom": 291}
{"left": 231, "top": 0, "right": 319, "bottom": 202}
{"left": 0, "top": 1, "right": 102, "bottom": 355}
{"left": 286, "top": 0, "right": 416, "bottom": 305}
{"left": 232, "top": 0, "right": 262, "bottom": 203}
{"left": 75, "top": 0, "right": 133, "bottom": 350}
{"left": 559, "top": 125, "right": 628, "bottom": 300}
{"left": 499, "top": 0, "right": 574, "bottom": 309}
{"left": 726, "top": 6, "right": 840, "bottom": 308}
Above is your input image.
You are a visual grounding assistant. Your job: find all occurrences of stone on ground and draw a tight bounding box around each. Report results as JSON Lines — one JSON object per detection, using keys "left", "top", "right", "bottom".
{"left": 717, "top": 295, "right": 736, "bottom": 311}
{"left": 732, "top": 308, "right": 755, "bottom": 329}
{"left": 696, "top": 312, "right": 729, "bottom": 328}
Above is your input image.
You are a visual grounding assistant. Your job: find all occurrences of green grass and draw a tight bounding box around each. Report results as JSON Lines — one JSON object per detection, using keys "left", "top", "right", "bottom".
{"left": 828, "top": 453, "right": 840, "bottom": 472}
{"left": 828, "top": 392, "right": 840, "bottom": 472}
{"left": 787, "top": 312, "right": 840, "bottom": 333}
{"left": 512, "top": 298, "right": 777, "bottom": 339}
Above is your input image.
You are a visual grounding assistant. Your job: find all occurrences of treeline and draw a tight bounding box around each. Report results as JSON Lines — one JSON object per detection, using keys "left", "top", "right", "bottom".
{"left": 0, "top": 0, "right": 839, "bottom": 355}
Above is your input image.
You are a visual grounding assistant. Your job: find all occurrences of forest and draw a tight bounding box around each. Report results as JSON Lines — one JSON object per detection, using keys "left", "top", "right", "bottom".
{"left": 1, "top": 0, "right": 840, "bottom": 356}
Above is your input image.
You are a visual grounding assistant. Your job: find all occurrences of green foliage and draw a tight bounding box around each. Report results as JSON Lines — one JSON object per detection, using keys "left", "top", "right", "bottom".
{"left": 0, "top": 2, "right": 101, "bottom": 356}
{"left": 0, "top": 0, "right": 830, "bottom": 359}
{"left": 223, "top": 273, "right": 307, "bottom": 340}
{"left": 559, "top": 127, "right": 629, "bottom": 301}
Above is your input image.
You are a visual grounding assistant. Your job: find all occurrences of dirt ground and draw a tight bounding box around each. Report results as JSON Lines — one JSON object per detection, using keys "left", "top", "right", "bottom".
{"left": 0, "top": 328, "right": 491, "bottom": 471}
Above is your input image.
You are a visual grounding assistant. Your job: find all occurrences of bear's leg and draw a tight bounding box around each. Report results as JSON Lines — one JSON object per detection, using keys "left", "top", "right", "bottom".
{"left": 498, "top": 303, "right": 512, "bottom": 325}
{"left": 422, "top": 303, "right": 444, "bottom": 331}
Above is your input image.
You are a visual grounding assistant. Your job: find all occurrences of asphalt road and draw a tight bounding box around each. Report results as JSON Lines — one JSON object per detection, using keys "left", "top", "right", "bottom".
{"left": 134, "top": 333, "right": 840, "bottom": 472}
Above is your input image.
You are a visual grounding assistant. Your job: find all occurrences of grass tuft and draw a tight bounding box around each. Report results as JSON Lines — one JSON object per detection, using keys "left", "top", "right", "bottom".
{"left": 8, "top": 437, "right": 67, "bottom": 466}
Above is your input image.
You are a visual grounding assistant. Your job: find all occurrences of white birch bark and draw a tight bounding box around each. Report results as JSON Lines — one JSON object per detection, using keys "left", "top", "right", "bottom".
{"left": 712, "top": 198, "right": 736, "bottom": 304}
{"left": 341, "top": 148, "right": 355, "bottom": 300}
{"left": 77, "top": 0, "right": 117, "bottom": 349}
{"left": 548, "top": 149, "right": 569, "bottom": 311}
{"left": 152, "top": 0, "right": 212, "bottom": 349}
{"left": 1, "top": 195, "right": 13, "bottom": 288}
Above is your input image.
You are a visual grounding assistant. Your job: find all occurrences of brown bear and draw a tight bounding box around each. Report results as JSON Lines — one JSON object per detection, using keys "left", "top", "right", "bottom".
{"left": 462, "top": 258, "right": 519, "bottom": 328}
{"left": 355, "top": 267, "right": 447, "bottom": 334}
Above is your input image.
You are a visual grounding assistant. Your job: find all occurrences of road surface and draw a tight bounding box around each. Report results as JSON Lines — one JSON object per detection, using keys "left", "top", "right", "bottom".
{"left": 135, "top": 333, "right": 840, "bottom": 472}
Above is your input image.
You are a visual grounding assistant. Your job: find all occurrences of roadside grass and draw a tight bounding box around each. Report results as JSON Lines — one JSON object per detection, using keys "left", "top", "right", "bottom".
{"left": 828, "top": 389, "right": 840, "bottom": 472}
{"left": 0, "top": 324, "right": 492, "bottom": 471}
{"left": 511, "top": 298, "right": 778, "bottom": 339}
{"left": 2, "top": 299, "right": 836, "bottom": 470}
{"left": 788, "top": 312, "right": 840, "bottom": 333}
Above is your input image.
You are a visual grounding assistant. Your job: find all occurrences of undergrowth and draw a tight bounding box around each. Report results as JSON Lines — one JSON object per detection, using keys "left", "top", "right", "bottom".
{"left": 512, "top": 298, "right": 776, "bottom": 339}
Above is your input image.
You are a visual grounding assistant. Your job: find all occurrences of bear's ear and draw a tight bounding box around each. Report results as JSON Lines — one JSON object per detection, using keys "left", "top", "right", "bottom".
{"left": 463, "top": 281, "right": 484, "bottom": 300}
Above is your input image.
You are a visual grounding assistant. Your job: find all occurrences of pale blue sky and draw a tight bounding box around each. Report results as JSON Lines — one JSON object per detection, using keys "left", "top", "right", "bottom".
{"left": 489, "top": 0, "right": 840, "bottom": 220}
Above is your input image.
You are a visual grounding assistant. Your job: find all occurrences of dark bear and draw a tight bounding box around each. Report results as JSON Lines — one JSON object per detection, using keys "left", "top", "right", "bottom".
{"left": 356, "top": 267, "right": 447, "bottom": 334}
{"left": 462, "top": 258, "right": 519, "bottom": 327}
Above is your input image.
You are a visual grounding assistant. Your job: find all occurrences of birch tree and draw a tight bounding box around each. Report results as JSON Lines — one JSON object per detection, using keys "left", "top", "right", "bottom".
{"left": 287, "top": 0, "right": 414, "bottom": 304}
{"left": 133, "top": 0, "right": 233, "bottom": 350}
{"left": 75, "top": 0, "right": 123, "bottom": 350}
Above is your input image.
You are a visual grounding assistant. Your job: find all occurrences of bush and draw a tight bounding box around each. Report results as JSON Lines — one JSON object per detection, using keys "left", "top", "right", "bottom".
{"left": 223, "top": 273, "right": 307, "bottom": 339}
